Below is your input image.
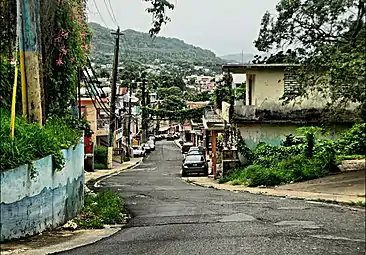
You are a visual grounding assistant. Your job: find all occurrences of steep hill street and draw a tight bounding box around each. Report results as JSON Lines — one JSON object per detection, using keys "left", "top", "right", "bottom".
{"left": 59, "top": 141, "right": 365, "bottom": 255}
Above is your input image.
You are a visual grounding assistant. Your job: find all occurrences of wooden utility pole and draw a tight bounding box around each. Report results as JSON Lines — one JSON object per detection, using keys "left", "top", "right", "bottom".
{"left": 141, "top": 72, "right": 148, "bottom": 141}
{"left": 19, "top": 0, "right": 43, "bottom": 124}
{"left": 127, "top": 80, "right": 133, "bottom": 148}
{"left": 107, "top": 27, "right": 123, "bottom": 169}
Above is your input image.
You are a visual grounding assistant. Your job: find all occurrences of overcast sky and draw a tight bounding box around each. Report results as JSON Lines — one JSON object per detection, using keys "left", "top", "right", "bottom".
{"left": 87, "top": 0, "right": 279, "bottom": 56}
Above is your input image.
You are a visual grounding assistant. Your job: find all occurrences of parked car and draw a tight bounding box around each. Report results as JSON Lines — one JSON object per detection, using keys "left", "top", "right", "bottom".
{"left": 167, "top": 133, "right": 175, "bottom": 141}
{"left": 173, "top": 133, "right": 179, "bottom": 139}
{"left": 142, "top": 143, "right": 151, "bottom": 153}
{"left": 186, "top": 146, "right": 206, "bottom": 159}
{"left": 181, "top": 142, "right": 194, "bottom": 154}
{"left": 148, "top": 140, "right": 155, "bottom": 151}
{"left": 132, "top": 146, "right": 145, "bottom": 157}
{"left": 182, "top": 154, "right": 208, "bottom": 177}
{"left": 155, "top": 134, "right": 162, "bottom": 141}
{"left": 149, "top": 135, "right": 155, "bottom": 142}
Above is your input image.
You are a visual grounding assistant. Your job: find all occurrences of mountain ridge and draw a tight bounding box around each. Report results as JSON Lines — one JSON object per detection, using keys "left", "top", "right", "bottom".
{"left": 219, "top": 53, "right": 255, "bottom": 64}
{"left": 89, "top": 22, "right": 225, "bottom": 66}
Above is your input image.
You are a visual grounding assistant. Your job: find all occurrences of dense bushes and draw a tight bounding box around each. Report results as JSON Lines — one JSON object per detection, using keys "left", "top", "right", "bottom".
{"left": 94, "top": 146, "right": 108, "bottom": 169}
{"left": 335, "top": 123, "right": 365, "bottom": 156}
{"left": 221, "top": 124, "right": 365, "bottom": 187}
{"left": 0, "top": 109, "right": 82, "bottom": 172}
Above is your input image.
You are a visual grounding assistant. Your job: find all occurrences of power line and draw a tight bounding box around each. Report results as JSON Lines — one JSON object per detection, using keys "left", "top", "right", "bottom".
{"left": 82, "top": 68, "right": 112, "bottom": 116}
{"left": 108, "top": 0, "right": 119, "bottom": 26}
{"left": 103, "top": 0, "right": 118, "bottom": 27}
{"left": 92, "top": 0, "right": 110, "bottom": 28}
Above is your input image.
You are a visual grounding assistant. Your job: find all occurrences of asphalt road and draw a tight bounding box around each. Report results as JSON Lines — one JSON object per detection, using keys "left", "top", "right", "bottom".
{"left": 60, "top": 141, "right": 365, "bottom": 255}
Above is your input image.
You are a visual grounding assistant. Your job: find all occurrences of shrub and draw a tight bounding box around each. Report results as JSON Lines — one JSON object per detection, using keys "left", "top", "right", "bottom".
{"left": 94, "top": 146, "right": 108, "bottom": 169}
{"left": 243, "top": 165, "right": 283, "bottom": 187}
{"left": 0, "top": 109, "right": 81, "bottom": 172}
{"left": 253, "top": 143, "right": 304, "bottom": 168}
{"left": 335, "top": 123, "right": 366, "bottom": 156}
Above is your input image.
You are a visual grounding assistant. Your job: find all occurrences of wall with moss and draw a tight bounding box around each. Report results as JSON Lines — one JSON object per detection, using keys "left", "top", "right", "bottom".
{"left": 0, "top": 141, "right": 84, "bottom": 242}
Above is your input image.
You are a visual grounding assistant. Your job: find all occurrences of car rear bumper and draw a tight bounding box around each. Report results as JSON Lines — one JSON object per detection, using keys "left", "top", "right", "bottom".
{"left": 182, "top": 167, "right": 208, "bottom": 173}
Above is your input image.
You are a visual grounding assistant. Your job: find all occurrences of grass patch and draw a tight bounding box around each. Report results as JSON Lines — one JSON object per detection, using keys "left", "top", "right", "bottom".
{"left": 347, "top": 201, "right": 366, "bottom": 207}
{"left": 74, "top": 191, "right": 125, "bottom": 229}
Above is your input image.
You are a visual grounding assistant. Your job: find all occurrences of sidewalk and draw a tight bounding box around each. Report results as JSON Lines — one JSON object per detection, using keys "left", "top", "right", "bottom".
{"left": 185, "top": 170, "right": 365, "bottom": 205}
{"left": 85, "top": 157, "right": 143, "bottom": 187}
{"left": 1, "top": 157, "right": 143, "bottom": 255}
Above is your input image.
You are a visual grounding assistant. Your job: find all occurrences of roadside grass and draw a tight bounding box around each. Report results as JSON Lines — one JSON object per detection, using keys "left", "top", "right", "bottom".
{"left": 74, "top": 191, "right": 125, "bottom": 229}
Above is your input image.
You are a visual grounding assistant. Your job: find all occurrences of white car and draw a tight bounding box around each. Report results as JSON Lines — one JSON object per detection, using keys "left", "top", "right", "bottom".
{"left": 142, "top": 143, "right": 151, "bottom": 153}
{"left": 148, "top": 140, "right": 155, "bottom": 151}
{"left": 132, "top": 146, "right": 145, "bottom": 157}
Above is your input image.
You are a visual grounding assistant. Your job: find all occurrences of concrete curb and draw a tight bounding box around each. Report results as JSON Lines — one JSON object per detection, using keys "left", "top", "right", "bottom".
{"left": 93, "top": 157, "right": 144, "bottom": 189}
{"left": 184, "top": 177, "right": 365, "bottom": 211}
{"left": 0, "top": 229, "right": 120, "bottom": 255}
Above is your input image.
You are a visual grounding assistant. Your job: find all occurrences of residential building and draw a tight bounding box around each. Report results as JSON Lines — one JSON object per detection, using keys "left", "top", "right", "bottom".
{"left": 79, "top": 97, "right": 110, "bottom": 146}
{"left": 221, "top": 63, "right": 354, "bottom": 149}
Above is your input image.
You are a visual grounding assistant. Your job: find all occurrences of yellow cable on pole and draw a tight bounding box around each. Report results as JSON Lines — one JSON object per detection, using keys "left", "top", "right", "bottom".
{"left": 11, "top": 0, "right": 21, "bottom": 138}
{"left": 10, "top": 61, "right": 19, "bottom": 138}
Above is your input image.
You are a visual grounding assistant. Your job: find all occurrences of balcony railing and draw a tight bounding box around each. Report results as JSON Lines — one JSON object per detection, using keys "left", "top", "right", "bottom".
{"left": 203, "top": 108, "right": 223, "bottom": 123}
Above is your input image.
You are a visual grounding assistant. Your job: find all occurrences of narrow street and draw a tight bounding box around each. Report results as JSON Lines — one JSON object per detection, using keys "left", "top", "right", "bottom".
{"left": 60, "top": 141, "right": 365, "bottom": 255}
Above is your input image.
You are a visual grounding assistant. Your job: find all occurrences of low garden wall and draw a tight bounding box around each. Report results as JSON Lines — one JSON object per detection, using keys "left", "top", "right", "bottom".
{"left": 0, "top": 141, "right": 84, "bottom": 242}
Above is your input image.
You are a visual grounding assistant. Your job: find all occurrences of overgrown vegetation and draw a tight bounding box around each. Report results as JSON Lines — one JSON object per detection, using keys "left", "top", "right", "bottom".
{"left": 220, "top": 124, "right": 365, "bottom": 187}
{"left": 0, "top": 109, "right": 84, "bottom": 172}
{"left": 94, "top": 146, "right": 108, "bottom": 169}
{"left": 74, "top": 191, "right": 125, "bottom": 229}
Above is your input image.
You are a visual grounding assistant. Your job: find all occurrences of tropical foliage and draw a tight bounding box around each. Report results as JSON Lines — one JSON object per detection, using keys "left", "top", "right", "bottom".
{"left": 221, "top": 124, "right": 365, "bottom": 187}
{"left": 0, "top": 108, "right": 83, "bottom": 173}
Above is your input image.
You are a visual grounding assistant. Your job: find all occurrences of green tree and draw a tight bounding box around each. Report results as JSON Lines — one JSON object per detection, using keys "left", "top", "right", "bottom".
{"left": 185, "top": 91, "right": 211, "bottom": 102}
{"left": 144, "top": 0, "right": 174, "bottom": 36}
{"left": 160, "top": 95, "right": 186, "bottom": 112}
{"left": 255, "top": 0, "right": 366, "bottom": 119}
{"left": 157, "top": 86, "right": 182, "bottom": 99}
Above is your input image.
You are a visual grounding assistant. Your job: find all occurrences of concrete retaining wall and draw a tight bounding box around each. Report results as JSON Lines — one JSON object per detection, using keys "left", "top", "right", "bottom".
{"left": 0, "top": 141, "right": 84, "bottom": 242}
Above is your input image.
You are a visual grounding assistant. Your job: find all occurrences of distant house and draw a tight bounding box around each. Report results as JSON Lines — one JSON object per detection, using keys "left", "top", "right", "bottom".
{"left": 79, "top": 97, "right": 110, "bottom": 146}
{"left": 221, "top": 63, "right": 354, "bottom": 149}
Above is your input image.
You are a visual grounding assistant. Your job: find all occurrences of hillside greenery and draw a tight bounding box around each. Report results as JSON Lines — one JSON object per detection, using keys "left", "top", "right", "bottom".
{"left": 89, "top": 22, "right": 224, "bottom": 67}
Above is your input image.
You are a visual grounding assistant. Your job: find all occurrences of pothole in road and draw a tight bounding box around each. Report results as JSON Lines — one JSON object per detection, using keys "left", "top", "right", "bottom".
{"left": 219, "top": 213, "right": 256, "bottom": 222}
{"left": 274, "top": 221, "right": 322, "bottom": 229}
{"left": 135, "top": 194, "right": 150, "bottom": 198}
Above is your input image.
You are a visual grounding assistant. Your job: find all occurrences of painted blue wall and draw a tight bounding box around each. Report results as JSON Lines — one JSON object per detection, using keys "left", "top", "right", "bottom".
{"left": 0, "top": 141, "right": 84, "bottom": 242}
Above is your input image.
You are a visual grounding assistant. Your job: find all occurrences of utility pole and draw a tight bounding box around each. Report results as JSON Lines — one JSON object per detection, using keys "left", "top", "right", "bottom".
{"left": 141, "top": 72, "right": 147, "bottom": 141}
{"left": 19, "top": 0, "right": 43, "bottom": 124}
{"left": 127, "top": 80, "right": 133, "bottom": 148}
{"left": 107, "top": 27, "right": 123, "bottom": 169}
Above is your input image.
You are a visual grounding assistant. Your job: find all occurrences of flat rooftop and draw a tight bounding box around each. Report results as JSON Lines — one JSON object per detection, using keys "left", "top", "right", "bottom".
{"left": 222, "top": 63, "right": 300, "bottom": 73}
